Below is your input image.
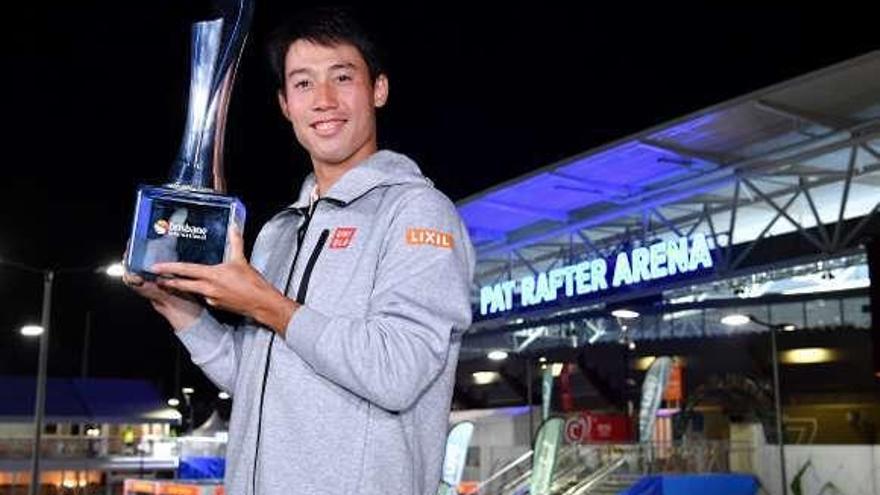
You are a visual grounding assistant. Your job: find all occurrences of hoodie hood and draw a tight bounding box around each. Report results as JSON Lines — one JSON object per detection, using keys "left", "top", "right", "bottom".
{"left": 289, "top": 150, "right": 432, "bottom": 209}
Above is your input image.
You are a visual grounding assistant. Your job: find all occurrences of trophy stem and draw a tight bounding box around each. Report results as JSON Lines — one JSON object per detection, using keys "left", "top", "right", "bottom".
{"left": 169, "top": 0, "right": 253, "bottom": 191}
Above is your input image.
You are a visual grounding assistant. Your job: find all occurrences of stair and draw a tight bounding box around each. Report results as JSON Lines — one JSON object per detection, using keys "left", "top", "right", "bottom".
{"left": 586, "top": 473, "right": 642, "bottom": 495}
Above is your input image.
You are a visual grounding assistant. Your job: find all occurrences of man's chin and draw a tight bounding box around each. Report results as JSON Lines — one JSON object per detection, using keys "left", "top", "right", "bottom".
{"left": 309, "top": 150, "right": 356, "bottom": 167}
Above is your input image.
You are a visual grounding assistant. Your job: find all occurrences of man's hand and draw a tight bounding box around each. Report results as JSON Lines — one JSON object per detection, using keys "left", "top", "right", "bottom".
{"left": 151, "top": 228, "right": 298, "bottom": 335}
{"left": 122, "top": 269, "right": 203, "bottom": 332}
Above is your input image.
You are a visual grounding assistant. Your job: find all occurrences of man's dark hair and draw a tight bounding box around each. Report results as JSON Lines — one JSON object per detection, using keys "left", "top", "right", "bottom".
{"left": 267, "top": 6, "right": 385, "bottom": 91}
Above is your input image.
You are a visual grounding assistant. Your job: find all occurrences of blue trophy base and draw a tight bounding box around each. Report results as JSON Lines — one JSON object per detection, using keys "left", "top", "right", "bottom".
{"left": 126, "top": 185, "right": 245, "bottom": 278}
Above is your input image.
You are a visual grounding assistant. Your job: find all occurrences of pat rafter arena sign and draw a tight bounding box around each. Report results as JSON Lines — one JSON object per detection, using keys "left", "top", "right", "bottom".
{"left": 479, "top": 233, "right": 715, "bottom": 317}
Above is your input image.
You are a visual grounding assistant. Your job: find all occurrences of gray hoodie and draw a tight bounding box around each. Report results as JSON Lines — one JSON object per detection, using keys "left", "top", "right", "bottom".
{"left": 176, "top": 150, "right": 475, "bottom": 495}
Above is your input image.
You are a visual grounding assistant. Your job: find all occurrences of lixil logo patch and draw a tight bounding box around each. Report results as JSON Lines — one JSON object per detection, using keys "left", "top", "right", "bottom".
{"left": 406, "top": 228, "right": 454, "bottom": 249}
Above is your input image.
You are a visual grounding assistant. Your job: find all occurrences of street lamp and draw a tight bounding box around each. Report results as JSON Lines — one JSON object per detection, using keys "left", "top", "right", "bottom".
{"left": 611, "top": 308, "right": 640, "bottom": 319}
{"left": 722, "top": 313, "right": 794, "bottom": 495}
{"left": 487, "top": 350, "right": 508, "bottom": 361}
{"left": 2, "top": 258, "right": 122, "bottom": 495}
{"left": 105, "top": 263, "right": 125, "bottom": 278}
{"left": 182, "top": 387, "right": 195, "bottom": 433}
{"left": 20, "top": 325, "right": 44, "bottom": 337}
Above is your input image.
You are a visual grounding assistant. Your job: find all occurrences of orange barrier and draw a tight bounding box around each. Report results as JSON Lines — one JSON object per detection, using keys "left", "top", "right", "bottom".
{"left": 123, "top": 479, "right": 224, "bottom": 495}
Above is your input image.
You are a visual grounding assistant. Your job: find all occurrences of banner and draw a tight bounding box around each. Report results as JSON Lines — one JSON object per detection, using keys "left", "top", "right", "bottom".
{"left": 530, "top": 417, "right": 565, "bottom": 495}
{"left": 541, "top": 365, "right": 554, "bottom": 420}
{"left": 437, "top": 422, "right": 474, "bottom": 495}
{"left": 663, "top": 360, "right": 684, "bottom": 402}
{"left": 564, "top": 412, "right": 632, "bottom": 443}
{"left": 639, "top": 356, "right": 672, "bottom": 443}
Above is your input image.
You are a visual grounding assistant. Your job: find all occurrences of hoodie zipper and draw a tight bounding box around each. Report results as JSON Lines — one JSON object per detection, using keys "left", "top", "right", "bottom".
{"left": 252, "top": 204, "right": 329, "bottom": 495}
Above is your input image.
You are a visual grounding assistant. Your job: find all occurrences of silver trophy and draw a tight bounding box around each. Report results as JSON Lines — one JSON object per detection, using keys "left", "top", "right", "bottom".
{"left": 126, "top": 0, "right": 254, "bottom": 277}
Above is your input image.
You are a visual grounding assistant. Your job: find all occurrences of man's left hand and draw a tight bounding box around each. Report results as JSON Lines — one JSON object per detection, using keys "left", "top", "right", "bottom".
{"left": 152, "top": 228, "right": 297, "bottom": 335}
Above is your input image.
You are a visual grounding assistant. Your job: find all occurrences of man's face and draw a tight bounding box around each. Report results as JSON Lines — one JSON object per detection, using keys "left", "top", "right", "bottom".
{"left": 277, "top": 40, "right": 388, "bottom": 169}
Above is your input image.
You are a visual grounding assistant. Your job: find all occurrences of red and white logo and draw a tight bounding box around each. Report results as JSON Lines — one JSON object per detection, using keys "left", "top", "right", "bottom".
{"left": 153, "top": 219, "right": 169, "bottom": 235}
{"left": 565, "top": 415, "right": 590, "bottom": 443}
{"left": 330, "top": 227, "right": 357, "bottom": 249}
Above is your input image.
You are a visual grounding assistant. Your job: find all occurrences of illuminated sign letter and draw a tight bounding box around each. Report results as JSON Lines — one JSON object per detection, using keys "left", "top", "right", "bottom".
{"left": 666, "top": 236, "right": 689, "bottom": 275}
{"left": 612, "top": 252, "right": 633, "bottom": 287}
{"left": 689, "top": 233, "right": 714, "bottom": 270}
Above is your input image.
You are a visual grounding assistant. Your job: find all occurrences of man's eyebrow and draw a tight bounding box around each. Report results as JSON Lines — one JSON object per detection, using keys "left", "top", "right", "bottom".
{"left": 286, "top": 67, "right": 310, "bottom": 79}
{"left": 286, "top": 62, "right": 357, "bottom": 79}
{"left": 329, "top": 62, "right": 357, "bottom": 71}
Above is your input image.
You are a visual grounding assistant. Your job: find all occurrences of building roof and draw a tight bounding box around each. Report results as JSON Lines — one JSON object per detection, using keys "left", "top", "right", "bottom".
{"left": 0, "top": 376, "right": 180, "bottom": 424}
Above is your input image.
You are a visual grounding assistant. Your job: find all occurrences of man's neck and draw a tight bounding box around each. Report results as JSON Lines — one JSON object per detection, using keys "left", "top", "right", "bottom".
{"left": 311, "top": 144, "right": 378, "bottom": 195}
{"left": 312, "top": 162, "right": 353, "bottom": 197}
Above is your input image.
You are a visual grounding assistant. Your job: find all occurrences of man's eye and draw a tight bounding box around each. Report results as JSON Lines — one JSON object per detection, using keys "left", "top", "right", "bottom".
{"left": 336, "top": 74, "right": 353, "bottom": 83}
{"left": 293, "top": 80, "right": 311, "bottom": 90}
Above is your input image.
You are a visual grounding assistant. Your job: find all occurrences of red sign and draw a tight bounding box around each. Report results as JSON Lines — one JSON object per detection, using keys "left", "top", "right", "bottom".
{"left": 564, "top": 412, "right": 632, "bottom": 443}
{"left": 663, "top": 361, "right": 684, "bottom": 402}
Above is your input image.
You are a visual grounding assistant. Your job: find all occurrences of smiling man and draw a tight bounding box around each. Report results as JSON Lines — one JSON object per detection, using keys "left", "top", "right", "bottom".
{"left": 123, "top": 7, "right": 474, "bottom": 495}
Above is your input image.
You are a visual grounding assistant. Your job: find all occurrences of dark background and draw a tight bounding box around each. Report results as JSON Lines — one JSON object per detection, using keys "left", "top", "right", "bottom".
{"left": 1, "top": 2, "right": 877, "bottom": 418}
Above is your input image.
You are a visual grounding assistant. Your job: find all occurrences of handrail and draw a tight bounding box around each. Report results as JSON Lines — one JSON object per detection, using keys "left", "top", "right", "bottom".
{"left": 562, "top": 456, "right": 628, "bottom": 495}
{"left": 475, "top": 450, "right": 533, "bottom": 493}
{"left": 499, "top": 469, "right": 532, "bottom": 495}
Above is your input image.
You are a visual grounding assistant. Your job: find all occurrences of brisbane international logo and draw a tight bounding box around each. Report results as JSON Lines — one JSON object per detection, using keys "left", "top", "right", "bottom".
{"left": 153, "top": 219, "right": 170, "bottom": 235}
{"left": 152, "top": 218, "right": 207, "bottom": 241}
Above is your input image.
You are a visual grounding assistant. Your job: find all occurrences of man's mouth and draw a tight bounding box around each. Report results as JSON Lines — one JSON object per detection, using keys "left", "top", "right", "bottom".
{"left": 310, "top": 119, "right": 347, "bottom": 136}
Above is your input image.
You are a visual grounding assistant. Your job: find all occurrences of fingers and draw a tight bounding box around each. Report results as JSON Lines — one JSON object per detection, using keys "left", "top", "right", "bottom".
{"left": 129, "top": 280, "right": 167, "bottom": 301}
{"left": 122, "top": 271, "right": 144, "bottom": 288}
{"left": 151, "top": 262, "right": 213, "bottom": 279}
{"left": 228, "top": 226, "right": 245, "bottom": 262}
{"left": 157, "top": 277, "right": 213, "bottom": 298}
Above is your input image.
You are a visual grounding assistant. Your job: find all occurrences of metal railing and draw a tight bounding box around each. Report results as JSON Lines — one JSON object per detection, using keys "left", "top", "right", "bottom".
{"left": 474, "top": 450, "right": 532, "bottom": 494}
{"left": 474, "top": 440, "right": 755, "bottom": 495}
{"left": 0, "top": 437, "right": 178, "bottom": 460}
{"left": 561, "top": 456, "right": 627, "bottom": 495}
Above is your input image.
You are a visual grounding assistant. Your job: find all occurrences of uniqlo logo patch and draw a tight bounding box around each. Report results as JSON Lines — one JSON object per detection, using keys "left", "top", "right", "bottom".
{"left": 330, "top": 227, "right": 357, "bottom": 249}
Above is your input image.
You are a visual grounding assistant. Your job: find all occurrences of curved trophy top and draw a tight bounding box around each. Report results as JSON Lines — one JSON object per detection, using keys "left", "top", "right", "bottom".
{"left": 170, "top": 0, "right": 255, "bottom": 192}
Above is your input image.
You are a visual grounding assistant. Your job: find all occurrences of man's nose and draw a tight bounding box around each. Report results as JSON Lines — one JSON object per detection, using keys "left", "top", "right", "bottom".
{"left": 312, "top": 81, "right": 338, "bottom": 111}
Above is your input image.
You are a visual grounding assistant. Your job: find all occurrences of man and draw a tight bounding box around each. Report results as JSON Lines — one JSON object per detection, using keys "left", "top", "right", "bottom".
{"left": 124, "top": 7, "right": 474, "bottom": 495}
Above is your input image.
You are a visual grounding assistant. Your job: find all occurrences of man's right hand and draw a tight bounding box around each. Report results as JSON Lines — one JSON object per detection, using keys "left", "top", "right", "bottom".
{"left": 123, "top": 270, "right": 203, "bottom": 332}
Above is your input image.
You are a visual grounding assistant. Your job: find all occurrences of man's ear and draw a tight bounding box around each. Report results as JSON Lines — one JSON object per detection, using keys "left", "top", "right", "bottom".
{"left": 277, "top": 90, "right": 291, "bottom": 121}
{"left": 373, "top": 74, "right": 389, "bottom": 108}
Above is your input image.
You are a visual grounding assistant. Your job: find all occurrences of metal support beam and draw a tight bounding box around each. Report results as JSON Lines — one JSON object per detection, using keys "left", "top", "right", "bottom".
{"left": 726, "top": 180, "right": 741, "bottom": 269}
{"left": 832, "top": 147, "right": 858, "bottom": 250}
{"left": 514, "top": 250, "right": 540, "bottom": 276}
{"left": 484, "top": 199, "right": 569, "bottom": 222}
{"left": 732, "top": 191, "right": 802, "bottom": 269}
{"left": 651, "top": 208, "right": 684, "bottom": 237}
{"left": 549, "top": 171, "right": 640, "bottom": 196}
{"left": 754, "top": 99, "right": 855, "bottom": 131}
{"left": 799, "top": 177, "right": 832, "bottom": 249}
{"left": 638, "top": 138, "right": 731, "bottom": 166}
{"left": 840, "top": 203, "right": 880, "bottom": 249}
{"left": 575, "top": 230, "right": 602, "bottom": 260}
{"left": 742, "top": 179, "right": 826, "bottom": 253}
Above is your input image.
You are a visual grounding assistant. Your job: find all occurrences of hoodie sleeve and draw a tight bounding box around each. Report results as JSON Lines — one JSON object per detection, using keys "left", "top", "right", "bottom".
{"left": 176, "top": 309, "right": 244, "bottom": 394}
{"left": 284, "top": 188, "right": 475, "bottom": 412}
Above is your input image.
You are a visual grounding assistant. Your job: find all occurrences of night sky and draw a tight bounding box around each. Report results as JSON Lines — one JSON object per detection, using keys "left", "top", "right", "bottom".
{"left": 1, "top": 2, "right": 877, "bottom": 412}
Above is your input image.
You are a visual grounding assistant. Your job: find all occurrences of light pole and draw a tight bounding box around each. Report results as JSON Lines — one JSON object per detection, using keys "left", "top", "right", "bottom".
{"left": 182, "top": 387, "right": 195, "bottom": 433}
{"left": 722, "top": 313, "right": 795, "bottom": 495}
{"left": 2, "top": 259, "right": 122, "bottom": 495}
{"left": 612, "top": 309, "right": 640, "bottom": 429}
